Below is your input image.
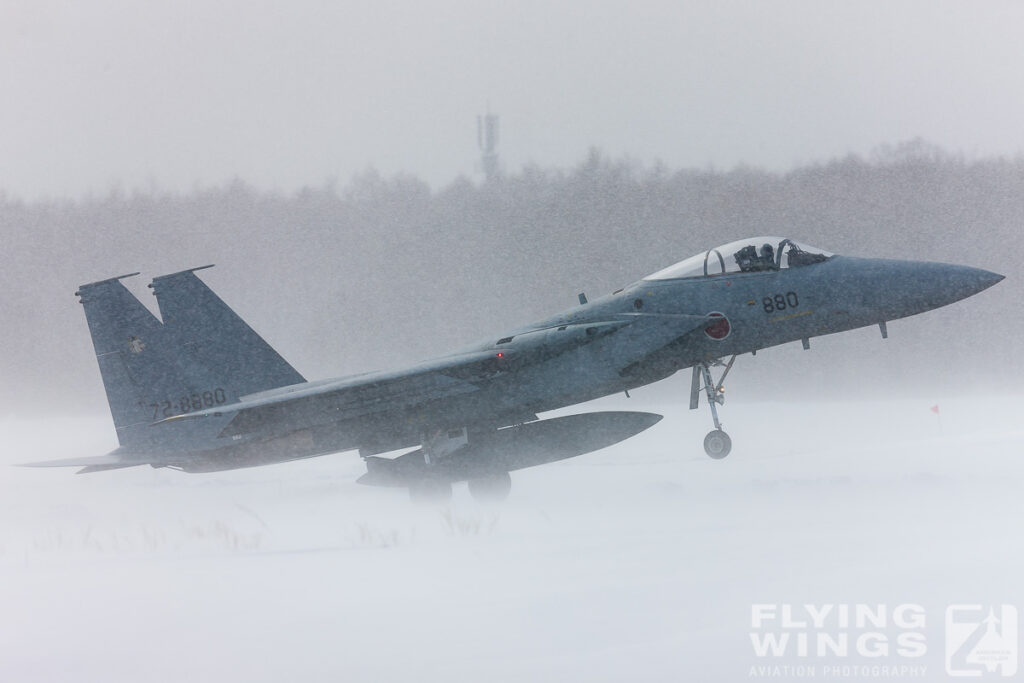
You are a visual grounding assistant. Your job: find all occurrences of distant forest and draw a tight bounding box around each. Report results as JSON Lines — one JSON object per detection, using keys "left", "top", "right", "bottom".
{"left": 1, "top": 140, "right": 1019, "bottom": 414}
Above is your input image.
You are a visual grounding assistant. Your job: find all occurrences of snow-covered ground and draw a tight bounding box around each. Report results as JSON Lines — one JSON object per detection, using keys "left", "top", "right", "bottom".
{"left": 2, "top": 393, "right": 1022, "bottom": 682}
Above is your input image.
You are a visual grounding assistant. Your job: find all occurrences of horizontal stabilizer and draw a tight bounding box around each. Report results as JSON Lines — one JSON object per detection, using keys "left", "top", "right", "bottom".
{"left": 18, "top": 454, "right": 144, "bottom": 472}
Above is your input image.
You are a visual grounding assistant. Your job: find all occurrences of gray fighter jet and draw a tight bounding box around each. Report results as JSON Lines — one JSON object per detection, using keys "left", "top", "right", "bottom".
{"left": 26, "top": 236, "right": 1003, "bottom": 501}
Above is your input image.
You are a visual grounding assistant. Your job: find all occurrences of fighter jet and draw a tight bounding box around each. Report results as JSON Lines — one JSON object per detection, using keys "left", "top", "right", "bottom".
{"left": 25, "top": 236, "right": 1003, "bottom": 501}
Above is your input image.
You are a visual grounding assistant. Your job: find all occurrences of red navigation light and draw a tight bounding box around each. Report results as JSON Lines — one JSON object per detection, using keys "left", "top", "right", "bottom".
{"left": 496, "top": 352, "right": 504, "bottom": 358}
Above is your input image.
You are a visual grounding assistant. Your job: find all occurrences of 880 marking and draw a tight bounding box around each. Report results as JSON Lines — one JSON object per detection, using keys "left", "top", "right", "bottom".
{"left": 762, "top": 292, "right": 799, "bottom": 314}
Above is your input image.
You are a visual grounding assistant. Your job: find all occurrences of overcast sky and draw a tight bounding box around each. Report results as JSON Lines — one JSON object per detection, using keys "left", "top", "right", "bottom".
{"left": 2, "top": 0, "right": 1023, "bottom": 198}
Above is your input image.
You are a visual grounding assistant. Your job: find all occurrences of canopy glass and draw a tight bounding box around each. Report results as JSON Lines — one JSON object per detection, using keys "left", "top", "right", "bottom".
{"left": 644, "top": 236, "right": 833, "bottom": 280}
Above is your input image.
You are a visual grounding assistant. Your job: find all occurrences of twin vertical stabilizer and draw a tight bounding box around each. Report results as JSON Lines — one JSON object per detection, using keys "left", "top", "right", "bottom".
{"left": 75, "top": 267, "right": 304, "bottom": 451}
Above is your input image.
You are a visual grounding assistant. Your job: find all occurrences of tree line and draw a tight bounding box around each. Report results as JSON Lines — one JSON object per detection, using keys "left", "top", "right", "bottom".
{"left": 0, "top": 140, "right": 1018, "bottom": 413}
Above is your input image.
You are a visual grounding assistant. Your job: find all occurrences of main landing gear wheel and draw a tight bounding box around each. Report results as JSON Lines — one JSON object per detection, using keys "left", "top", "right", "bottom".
{"left": 467, "top": 471, "right": 512, "bottom": 503}
{"left": 703, "top": 429, "right": 732, "bottom": 459}
{"left": 408, "top": 478, "right": 453, "bottom": 504}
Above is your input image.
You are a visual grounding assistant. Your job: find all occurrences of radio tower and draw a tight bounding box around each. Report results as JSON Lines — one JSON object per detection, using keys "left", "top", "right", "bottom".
{"left": 477, "top": 110, "right": 500, "bottom": 182}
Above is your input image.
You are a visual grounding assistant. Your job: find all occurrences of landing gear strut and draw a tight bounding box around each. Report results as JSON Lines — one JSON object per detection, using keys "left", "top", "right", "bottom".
{"left": 690, "top": 355, "right": 737, "bottom": 459}
{"left": 407, "top": 427, "right": 467, "bottom": 504}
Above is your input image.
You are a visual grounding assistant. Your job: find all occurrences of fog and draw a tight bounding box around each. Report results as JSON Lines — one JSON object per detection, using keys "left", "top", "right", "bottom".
{"left": 2, "top": 2, "right": 1022, "bottom": 681}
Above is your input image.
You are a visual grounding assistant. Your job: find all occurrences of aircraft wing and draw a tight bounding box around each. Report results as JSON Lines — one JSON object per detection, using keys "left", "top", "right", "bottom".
{"left": 158, "top": 313, "right": 717, "bottom": 436}
{"left": 156, "top": 347, "right": 528, "bottom": 437}
{"left": 17, "top": 351, "right": 496, "bottom": 472}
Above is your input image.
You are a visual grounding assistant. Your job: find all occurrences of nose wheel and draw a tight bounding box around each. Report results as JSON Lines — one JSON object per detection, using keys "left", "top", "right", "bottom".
{"left": 690, "top": 356, "right": 737, "bottom": 459}
{"left": 703, "top": 429, "right": 731, "bottom": 459}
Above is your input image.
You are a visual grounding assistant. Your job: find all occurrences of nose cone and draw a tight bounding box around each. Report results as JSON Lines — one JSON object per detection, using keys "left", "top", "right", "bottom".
{"left": 889, "top": 261, "right": 1003, "bottom": 317}
{"left": 818, "top": 257, "right": 1003, "bottom": 331}
{"left": 970, "top": 268, "right": 1003, "bottom": 292}
{"left": 921, "top": 263, "right": 1003, "bottom": 305}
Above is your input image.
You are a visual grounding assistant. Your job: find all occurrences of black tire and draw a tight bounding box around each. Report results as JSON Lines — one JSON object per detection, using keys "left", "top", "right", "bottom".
{"left": 467, "top": 471, "right": 512, "bottom": 503}
{"left": 703, "top": 429, "right": 732, "bottom": 459}
{"left": 408, "top": 478, "right": 453, "bottom": 504}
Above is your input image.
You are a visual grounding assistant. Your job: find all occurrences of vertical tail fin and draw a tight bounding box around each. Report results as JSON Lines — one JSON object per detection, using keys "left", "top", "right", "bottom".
{"left": 77, "top": 275, "right": 228, "bottom": 449}
{"left": 148, "top": 266, "right": 305, "bottom": 396}
{"left": 77, "top": 274, "right": 159, "bottom": 440}
{"left": 77, "top": 267, "right": 303, "bottom": 452}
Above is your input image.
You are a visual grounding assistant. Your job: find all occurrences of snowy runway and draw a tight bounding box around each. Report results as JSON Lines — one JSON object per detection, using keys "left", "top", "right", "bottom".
{"left": 3, "top": 394, "right": 1022, "bottom": 682}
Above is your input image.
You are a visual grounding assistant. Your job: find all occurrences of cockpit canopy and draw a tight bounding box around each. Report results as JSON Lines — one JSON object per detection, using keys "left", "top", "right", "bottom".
{"left": 644, "top": 236, "right": 833, "bottom": 280}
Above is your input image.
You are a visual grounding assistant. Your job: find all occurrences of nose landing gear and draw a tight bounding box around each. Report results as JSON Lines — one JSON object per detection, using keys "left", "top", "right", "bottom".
{"left": 690, "top": 355, "right": 737, "bottom": 459}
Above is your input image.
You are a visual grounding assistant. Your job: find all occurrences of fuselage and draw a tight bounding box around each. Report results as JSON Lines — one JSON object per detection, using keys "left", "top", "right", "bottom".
{"left": 188, "top": 247, "right": 1000, "bottom": 470}
{"left": 39, "top": 237, "right": 1001, "bottom": 477}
